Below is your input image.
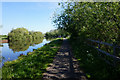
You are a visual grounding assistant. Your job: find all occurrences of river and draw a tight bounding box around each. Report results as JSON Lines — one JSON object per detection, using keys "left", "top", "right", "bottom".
{"left": 0, "top": 39, "right": 50, "bottom": 67}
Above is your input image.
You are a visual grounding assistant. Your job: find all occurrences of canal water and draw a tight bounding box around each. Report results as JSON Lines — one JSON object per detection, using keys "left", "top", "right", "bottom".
{"left": 0, "top": 39, "right": 50, "bottom": 67}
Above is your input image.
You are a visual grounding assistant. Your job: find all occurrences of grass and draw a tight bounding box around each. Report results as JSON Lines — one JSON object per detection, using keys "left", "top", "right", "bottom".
{"left": 69, "top": 37, "right": 120, "bottom": 80}
{"left": 2, "top": 39, "right": 63, "bottom": 79}
{"left": 46, "top": 37, "right": 64, "bottom": 41}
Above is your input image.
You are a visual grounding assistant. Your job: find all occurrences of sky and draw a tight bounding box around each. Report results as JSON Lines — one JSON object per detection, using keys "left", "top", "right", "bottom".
{"left": 2, "top": 2, "right": 61, "bottom": 35}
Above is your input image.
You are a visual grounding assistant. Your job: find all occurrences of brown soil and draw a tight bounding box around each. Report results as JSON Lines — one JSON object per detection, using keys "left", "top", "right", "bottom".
{"left": 43, "top": 39, "right": 88, "bottom": 80}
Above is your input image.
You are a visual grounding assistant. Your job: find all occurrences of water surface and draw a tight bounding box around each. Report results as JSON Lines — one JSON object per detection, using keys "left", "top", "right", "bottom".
{"left": 1, "top": 39, "right": 50, "bottom": 67}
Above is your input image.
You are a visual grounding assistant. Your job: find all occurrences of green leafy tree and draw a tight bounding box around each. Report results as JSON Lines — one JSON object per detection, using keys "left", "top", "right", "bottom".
{"left": 8, "top": 28, "right": 31, "bottom": 42}
{"left": 45, "top": 29, "right": 69, "bottom": 39}
{"left": 53, "top": 2, "right": 120, "bottom": 44}
{"left": 8, "top": 28, "right": 44, "bottom": 52}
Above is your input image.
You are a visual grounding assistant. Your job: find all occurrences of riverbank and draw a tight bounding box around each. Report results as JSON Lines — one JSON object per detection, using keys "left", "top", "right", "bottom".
{"left": 0, "top": 40, "right": 8, "bottom": 43}
{"left": 2, "top": 39, "right": 63, "bottom": 79}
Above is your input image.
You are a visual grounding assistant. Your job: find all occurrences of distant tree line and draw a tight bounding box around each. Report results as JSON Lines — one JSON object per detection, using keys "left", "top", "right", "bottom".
{"left": 45, "top": 29, "right": 69, "bottom": 39}
{"left": 8, "top": 28, "right": 43, "bottom": 42}
{"left": 0, "top": 35, "right": 8, "bottom": 40}
{"left": 8, "top": 28, "right": 44, "bottom": 52}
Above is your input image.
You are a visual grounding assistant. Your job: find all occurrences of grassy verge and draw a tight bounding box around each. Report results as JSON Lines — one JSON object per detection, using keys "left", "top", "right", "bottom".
{"left": 46, "top": 37, "right": 64, "bottom": 41}
{"left": 69, "top": 37, "right": 120, "bottom": 80}
{"left": 2, "top": 39, "right": 63, "bottom": 79}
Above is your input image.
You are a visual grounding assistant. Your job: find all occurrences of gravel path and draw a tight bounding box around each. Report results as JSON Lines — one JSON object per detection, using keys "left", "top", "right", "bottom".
{"left": 43, "top": 39, "right": 88, "bottom": 80}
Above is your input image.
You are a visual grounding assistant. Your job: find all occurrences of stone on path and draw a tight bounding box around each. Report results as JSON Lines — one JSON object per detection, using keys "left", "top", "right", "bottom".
{"left": 43, "top": 39, "right": 88, "bottom": 80}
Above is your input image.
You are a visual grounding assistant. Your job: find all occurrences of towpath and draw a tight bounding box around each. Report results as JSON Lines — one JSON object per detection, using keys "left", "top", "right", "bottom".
{"left": 43, "top": 39, "right": 88, "bottom": 80}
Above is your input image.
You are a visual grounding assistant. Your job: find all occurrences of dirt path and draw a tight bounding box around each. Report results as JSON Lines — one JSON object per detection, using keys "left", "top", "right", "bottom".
{"left": 43, "top": 39, "right": 88, "bottom": 80}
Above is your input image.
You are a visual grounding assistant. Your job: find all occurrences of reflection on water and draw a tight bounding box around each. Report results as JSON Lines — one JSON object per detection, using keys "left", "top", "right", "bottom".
{"left": 9, "top": 38, "right": 43, "bottom": 52}
{"left": 1, "top": 39, "right": 50, "bottom": 67}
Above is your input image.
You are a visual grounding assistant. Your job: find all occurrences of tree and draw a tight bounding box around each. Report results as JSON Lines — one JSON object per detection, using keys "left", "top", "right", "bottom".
{"left": 8, "top": 28, "right": 44, "bottom": 52}
{"left": 45, "top": 29, "right": 69, "bottom": 39}
{"left": 53, "top": 2, "right": 120, "bottom": 44}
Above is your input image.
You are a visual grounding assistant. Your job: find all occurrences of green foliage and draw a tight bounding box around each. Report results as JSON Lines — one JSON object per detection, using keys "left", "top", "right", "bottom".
{"left": 2, "top": 39, "right": 63, "bottom": 79}
{"left": 9, "top": 40, "right": 30, "bottom": 52}
{"left": 69, "top": 38, "right": 120, "bottom": 80}
{"left": 0, "top": 35, "right": 8, "bottom": 40}
{"left": 8, "top": 28, "right": 43, "bottom": 42}
{"left": 29, "top": 31, "right": 43, "bottom": 41}
{"left": 45, "top": 29, "right": 69, "bottom": 39}
{"left": 8, "top": 28, "right": 31, "bottom": 42}
{"left": 7, "top": 28, "right": 44, "bottom": 52}
{"left": 8, "top": 38, "right": 44, "bottom": 52}
{"left": 0, "top": 35, "right": 7, "bottom": 38}
{"left": 53, "top": 2, "right": 120, "bottom": 79}
{"left": 53, "top": 2, "right": 120, "bottom": 45}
